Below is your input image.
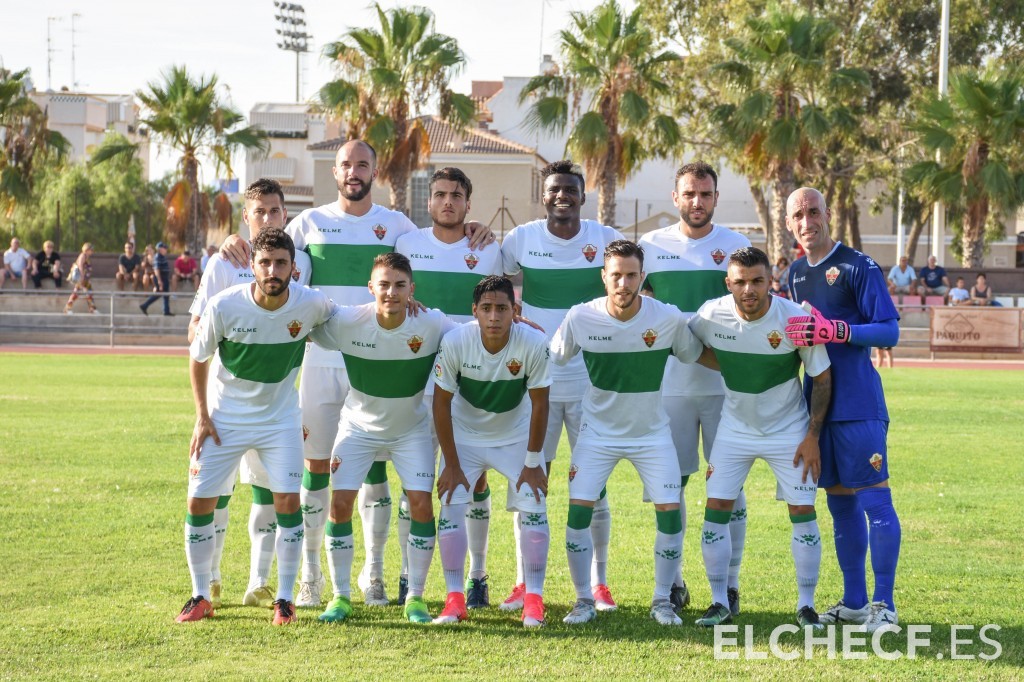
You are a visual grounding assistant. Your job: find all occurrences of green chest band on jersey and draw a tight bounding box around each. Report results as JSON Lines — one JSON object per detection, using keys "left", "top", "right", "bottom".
{"left": 582, "top": 348, "right": 670, "bottom": 394}
{"left": 307, "top": 243, "right": 393, "bottom": 287}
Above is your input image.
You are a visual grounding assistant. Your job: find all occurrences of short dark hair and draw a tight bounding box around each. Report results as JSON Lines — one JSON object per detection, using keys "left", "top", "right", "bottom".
{"left": 371, "top": 252, "right": 413, "bottom": 280}
{"left": 541, "top": 160, "right": 585, "bottom": 188}
{"left": 473, "top": 275, "right": 515, "bottom": 305}
{"left": 976, "top": 272, "right": 987, "bottom": 279}
{"left": 675, "top": 161, "right": 719, "bottom": 191}
{"left": 430, "top": 167, "right": 473, "bottom": 200}
{"left": 728, "top": 246, "right": 771, "bottom": 271}
{"left": 251, "top": 227, "right": 295, "bottom": 263}
{"left": 245, "top": 178, "right": 286, "bottom": 205}
{"left": 604, "top": 239, "right": 644, "bottom": 269}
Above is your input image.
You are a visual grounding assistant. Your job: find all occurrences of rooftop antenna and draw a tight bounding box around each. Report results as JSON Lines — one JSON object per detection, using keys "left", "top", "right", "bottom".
{"left": 47, "top": 16, "right": 62, "bottom": 90}
{"left": 71, "top": 13, "right": 82, "bottom": 91}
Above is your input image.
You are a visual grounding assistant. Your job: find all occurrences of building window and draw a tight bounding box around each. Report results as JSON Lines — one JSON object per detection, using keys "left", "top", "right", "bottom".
{"left": 532, "top": 168, "right": 541, "bottom": 204}
{"left": 409, "top": 166, "right": 435, "bottom": 227}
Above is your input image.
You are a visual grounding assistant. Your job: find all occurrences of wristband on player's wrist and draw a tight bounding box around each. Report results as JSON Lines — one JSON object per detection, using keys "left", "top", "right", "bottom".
{"left": 524, "top": 450, "right": 543, "bottom": 468}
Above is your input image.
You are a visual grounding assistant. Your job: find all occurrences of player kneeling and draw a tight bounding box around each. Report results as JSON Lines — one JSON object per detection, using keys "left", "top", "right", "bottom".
{"left": 687, "top": 247, "right": 832, "bottom": 629}
{"left": 432, "top": 276, "right": 552, "bottom": 628}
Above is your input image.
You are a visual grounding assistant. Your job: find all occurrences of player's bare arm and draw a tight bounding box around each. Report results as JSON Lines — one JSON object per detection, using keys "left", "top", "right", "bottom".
{"left": 187, "top": 315, "right": 201, "bottom": 344}
{"left": 464, "top": 220, "right": 495, "bottom": 250}
{"left": 516, "top": 386, "right": 550, "bottom": 503}
{"left": 696, "top": 345, "right": 719, "bottom": 370}
{"left": 794, "top": 367, "right": 832, "bottom": 483}
{"left": 188, "top": 357, "right": 220, "bottom": 459}
{"left": 433, "top": 387, "right": 470, "bottom": 504}
{"left": 219, "top": 234, "right": 251, "bottom": 268}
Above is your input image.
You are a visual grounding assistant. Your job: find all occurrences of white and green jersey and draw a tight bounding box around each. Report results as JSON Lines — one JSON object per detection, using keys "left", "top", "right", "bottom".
{"left": 395, "top": 228, "right": 503, "bottom": 323}
{"left": 287, "top": 202, "right": 417, "bottom": 369}
{"left": 501, "top": 219, "right": 624, "bottom": 383}
{"left": 190, "top": 283, "right": 336, "bottom": 430}
{"left": 188, "top": 249, "right": 312, "bottom": 318}
{"left": 689, "top": 295, "right": 831, "bottom": 438}
{"left": 433, "top": 321, "right": 552, "bottom": 447}
{"left": 309, "top": 304, "right": 457, "bottom": 439}
{"left": 551, "top": 296, "right": 702, "bottom": 445}
{"left": 639, "top": 223, "right": 750, "bottom": 396}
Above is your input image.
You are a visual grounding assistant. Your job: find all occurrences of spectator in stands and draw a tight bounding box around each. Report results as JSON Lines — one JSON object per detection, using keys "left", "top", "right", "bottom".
{"left": 887, "top": 256, "right": 918, "bottom": 296}
{"left": 140, "top": 244, "right": 156, "bottom": 290}
{"left": 200, "top": 244, "right": 217, "bottom": 272}
{"left": 116, "top": 241, "right": 143, "bottom": 291}
{"left": 140, "top": 242, "right": 172, "bottom": 316}
{"left": 969, "top": 272, "right": 1002, "bottom": 306}
{"left": 772, "top": 256, "right": 791, "bottom": 285}
{"left": 2, "top": 237, "right": 33, "bottom": 289}
{"left": 31, "top": 240, "right": 63, "bottom": 288}
{"left": 874, "top": 347, "right": 894, "bottom": 369}
{"left": 770, "top": 276, "right": 790, "bottom": 299}
{"left": 64, "top": 242, "right": 97, "bottom": 314}
{"left": 949, "top": 277, "right": 970, "bottom": 306}
{"left": 918, "top": 255, "right": 950, "bottom": 301}
{"left": 172, "top": 248, "right": 200, "bottom": 291}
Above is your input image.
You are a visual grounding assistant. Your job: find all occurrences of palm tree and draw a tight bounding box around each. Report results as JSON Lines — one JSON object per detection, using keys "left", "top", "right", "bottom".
{"left": 319, "top": 4, "right": 474, "bottom": 215}
{"left": 709, "top": 5, "right": 869, "bottom": 262}
{"left": 0, "top": 68, "right": 70, "bottom": 219}
{"left": 905, "top": 67, "right": 1024, "bottom": 267}
{"left": 96, "top": 66, "right": 267, "bottom": 252}
{"left": 518, "top": 0, "right": 681, "bottom": 226}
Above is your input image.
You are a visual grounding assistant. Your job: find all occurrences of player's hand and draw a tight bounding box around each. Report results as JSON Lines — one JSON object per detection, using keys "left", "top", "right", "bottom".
{"left": 465, "top": 220, "right": 496, "bottom": 250}
{"left": 514, "top": 311, "right": 544, "bottom": 333}
{"left": 516, "top": 465, "right": 548, "bottom": 504}
{"left": 785, "top": 302, "right": 849, "bottom": 346}
{"left": 406, "top": 296, "right": 427, "bottom": 317}
{"left": 793, "top": 435, "right": 821, "bottom": 484}
{"left": 436, "top": 463, "right": 470, "bottom": 505}
{"left": 189, "top": 414, "right": 221, "bottom": 460}
{"left": 219, "top": 234, "right": 251, "bottom": 269}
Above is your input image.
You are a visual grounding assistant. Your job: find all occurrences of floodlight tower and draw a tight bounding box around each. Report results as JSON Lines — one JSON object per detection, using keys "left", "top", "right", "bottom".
{"left": 274, "top": 2, "right": 310, "bottom": 102}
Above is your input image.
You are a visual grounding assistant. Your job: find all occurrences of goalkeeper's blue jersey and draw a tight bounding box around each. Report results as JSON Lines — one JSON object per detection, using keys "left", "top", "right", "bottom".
{"left": 788, "top": 242, "right": 899, "bottom": 422}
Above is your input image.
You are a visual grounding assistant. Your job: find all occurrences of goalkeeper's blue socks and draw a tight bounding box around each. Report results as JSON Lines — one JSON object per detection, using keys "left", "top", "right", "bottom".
{"left": 856, "top": 487, "right": 901, "bottom": 612}
{"left": 826, "top": 493, "right": 869, "bottom": 609}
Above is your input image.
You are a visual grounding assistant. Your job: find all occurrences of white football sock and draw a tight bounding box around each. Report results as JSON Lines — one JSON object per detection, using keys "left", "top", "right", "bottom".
{"left": 438, "top": 504, "right": 468, "bottom": 594}
{"left": 590, "top": 494, "right": 611, "bottom": 587}
{"left": 701, "top": 514, "right": 732, "bottom": 607}
{"left": 792, "top": 517, "right": 821, "bottom": 610}
{"left": 325, "top": 520, "right": 354, "bottom": 598}
{"left": 466, "top": 487, "right": 491, "bottom": 580}
{"left": 729, "top": 489, "right": 748, "bottom": 590}
{"left": 185, "top": 513, "right": 216, "bottom": 599}
{"left": 248, "top": 499, "right": 276, "bottom": 588}
{"left": 520, "top": 511, "right": 549, "bottom": 597}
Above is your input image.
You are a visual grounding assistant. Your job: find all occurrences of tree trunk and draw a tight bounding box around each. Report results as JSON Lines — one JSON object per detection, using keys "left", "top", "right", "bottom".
{"left": 389, "top": 165, "right": 410, "bottom": 216}
{"left": 832, "top": 178, "right": 849, "bottom": 244}
{"left": 769, "top": 164, "right": 796, "bottom": 264}
{"left": 184, "top": 155, "right": 203, "bottom": 254}
{"left": 904, "top": 202, "right": 928, "bottom": 261}
{"left": 961, "top": 202, "right": 988, "bottom": 268}
{"left": 749, "top": 182, "right": 771, "bottom": 240}
{"left": 848, "top": 196, "right": 862, "bottom": 253}
{"left": 598, "top": 169, "right": 617, "bottom": 227}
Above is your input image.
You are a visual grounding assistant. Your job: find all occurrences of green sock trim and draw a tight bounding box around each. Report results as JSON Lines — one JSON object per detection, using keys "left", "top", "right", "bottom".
{"left": 302, "top": 469, "right": 330, "bottom": 491}
{"left": 681, "top": 475, "right": 690, "bottom": 488}
{"left": 567, "top": 504, "right": 594, "bottom": 530}
{"left": 326, "top": 520, "right": 353, "bottom": 537}
{"left": 363, "top": 461, "right": 388, "bottom": 485}
{"left": 186, "top": 512, "right": 214, "bottom": 527}
{"left": 599, "top": 486, "right": 607, "bottom": 501}
{"left": 704, "top": 508, "right": 732, "bottom": 525}
{"left": 790, "top": 512, "right": 817, "bottom": 524}
{"left": 472, "top": 485, "right": 491, "bottom": 502}
{"left": 655, "top": 509, "right": 683, "bottom": 534}
{"left": 251, "top": 485, "right": 274, "bottom": 505}
{"left": 276, "top": 510, "right": 303, "bottom": 528}
{"left": 410, "top": 518, "right": 436, "bottom": 538}
{"left": 215, "top": 495, "right": 231, "bottom": 510}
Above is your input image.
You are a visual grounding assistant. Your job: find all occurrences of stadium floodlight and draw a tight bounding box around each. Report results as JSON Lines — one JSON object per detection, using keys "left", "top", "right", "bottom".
{"left": 273, "top": 2, "right": 309, "bottom": 102}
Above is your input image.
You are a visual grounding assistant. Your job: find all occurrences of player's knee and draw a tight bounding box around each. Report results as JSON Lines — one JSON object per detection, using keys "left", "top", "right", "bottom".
{"left": 473, "top": 472, "right": 488, "bottom": 493}
{"left": 272, "top": 492, "right": 301, "bottom": 515}
{"left": 653, "top": 502, "right": 680, "bottom": 512}
{"left": 787, "top": 504, "right": 815, "bottom": 518}
{"left": 406, "top": 491, "right": 433, "bottom": 521}
{"left": 825, "top": 484, "right": 856, "bottom": 496}
{"left": 306, "top": 458, "right": 331, "bottom": 475}
{"left": 187, "top": 496, "right": 220, "bottom": 516}
{"left": 330, "top": 490, "right": 357, "bottom": 521}
{"left": 705, "top": 497, "right": 735, "bottom": 512}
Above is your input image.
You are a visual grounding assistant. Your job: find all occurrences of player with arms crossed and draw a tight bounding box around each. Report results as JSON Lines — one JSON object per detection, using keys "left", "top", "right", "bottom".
{"left": 639, "top": 162, "right": 752, "bottom": 614}
{"left": 186, "top": 178, "right": 311, "bottom": 610}
{"left": 179, "top": 228, "right": 335, "bottom": 625}
{"left": 394, "top": 167, "right": 503, "bottom": 607}
{"left": 784, "top": 187, "right": 902, "bottom": 632}
{"left": 501, "top": 160, "right": 624, "bottom": 612}
{"left": 551, "top": 240, "right": 711, "bottom": 626}
{"left": 309, "top": 253, "right": 456, "bottom": 624}
{"left": 688, "top": 247, "right": 832, "bottom": 628}
{"left": 431, "top": 275, "right": 551, "bottom": 627}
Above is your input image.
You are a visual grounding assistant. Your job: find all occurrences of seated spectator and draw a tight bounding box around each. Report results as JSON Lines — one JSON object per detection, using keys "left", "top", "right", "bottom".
{"left": 2, "top": 237, "right": 33, "bottom": 289}
{"left": 31, "top": 240, "right": 63, "bottom": 288}
{"left": 918, "top": 255, "right": 950, "bottom": 300}
{"left": 770, "top": 276, "right": 790, "bottom": 299}
{"left": 140, "top": 244, "right": 156, "bottom": 290}
{"left": 200, "top": 244, "right": 217, "bottom": 272}
{"left": 772, "top": 256, "right": 790, "bottom": 285}
{"left": 116, "top": 241, "right": 144, "bottom": 291}
{"left": 949, "top": 277, "right": 970, "bottom": 306}
{"left": 172, "top": 248, "right": 199, "bottom": 291}
{"left": 887, "top": 256, "right": 918, "bottom": 296}
{"left": 969, "top": 272, "right": 1002, "bottom": 306}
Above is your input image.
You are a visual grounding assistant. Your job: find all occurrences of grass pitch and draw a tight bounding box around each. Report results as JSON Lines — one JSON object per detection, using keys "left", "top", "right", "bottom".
{"left": 0, "top": 354, "right": 1021, "bottom": 680}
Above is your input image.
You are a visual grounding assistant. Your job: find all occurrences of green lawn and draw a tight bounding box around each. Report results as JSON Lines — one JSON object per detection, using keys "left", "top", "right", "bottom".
{"left": 0, "top": 354, "right": 1020, "bottom": 680}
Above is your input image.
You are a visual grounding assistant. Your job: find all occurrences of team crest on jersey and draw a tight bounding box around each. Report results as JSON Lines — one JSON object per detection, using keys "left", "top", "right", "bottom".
{"left": 464, "top": 253, "right": 479, "bottom": 270}
{"left": 582, "top": 243, "right": 598, "bottom": 262}
{"left": 767, "top": 330, "right": 783, "bottom": 349}
{"left": 642, "top": 328, "right": 658, "bottom": 348}
{"left": 506, "top": 358, "right": 523, "bottom": 376}
{"left": 869, "top": 453, "right": 883, "bottom": 472}
{"left": 330, "top": 455, "right": 342, "bottom": 474}
{"left": 372, "top": 224, "right": 387, "bottom": 240}
{"left": 711, "top": 248, "right": 727, "bottom": 265}
{"left": 705, "top": 463, "right": 715, "bottom": 481}
{"left": 189, "top": 458, "right": 202, "bottom": 479}
{"left": 287, "top": 320, "right": 303, "bottom": 338}
{"left": 408, "top": 335, "right": 424, "bottom": 353}
{"left": 568, "top": 463, "right": 579, "bottom": 482}
{"left": 302, "top": 425, "right": 310, "bottom": 441}
{"left": 826, "top": 267, "right": 840, "bottom": 286}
